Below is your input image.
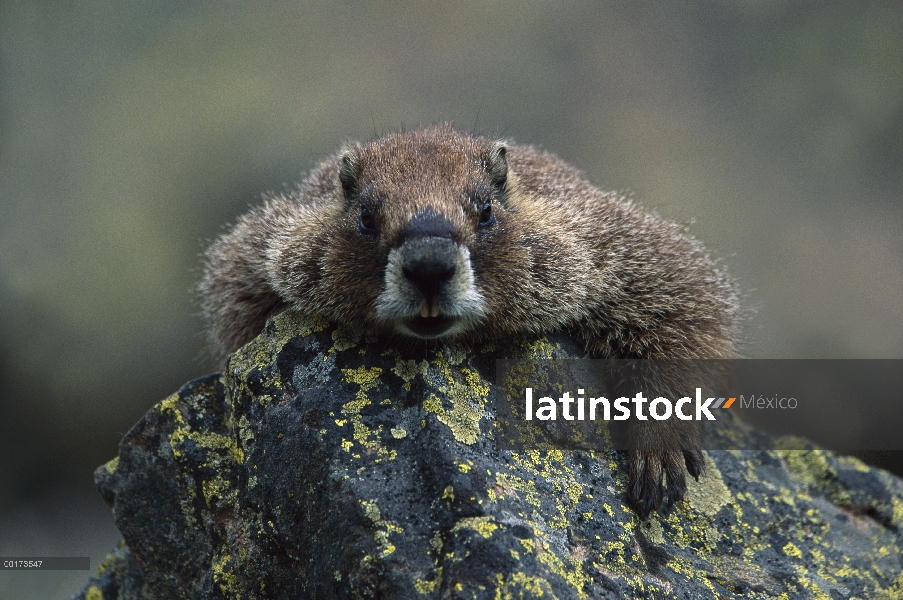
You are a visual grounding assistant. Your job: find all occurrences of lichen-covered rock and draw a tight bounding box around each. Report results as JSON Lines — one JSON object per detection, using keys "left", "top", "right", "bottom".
{"left": 72, "top": 312, "right": 903, "bottom": 599}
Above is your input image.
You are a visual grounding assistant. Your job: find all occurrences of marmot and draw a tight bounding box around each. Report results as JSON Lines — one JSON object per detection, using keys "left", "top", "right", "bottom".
{"left": 199, "top": 125, "right": 740, "bottom": 518}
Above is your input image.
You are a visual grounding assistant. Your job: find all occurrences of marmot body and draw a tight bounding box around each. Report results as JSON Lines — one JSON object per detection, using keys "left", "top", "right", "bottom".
{"left": 200, "top": 125, "right": 740, "bottom": 517}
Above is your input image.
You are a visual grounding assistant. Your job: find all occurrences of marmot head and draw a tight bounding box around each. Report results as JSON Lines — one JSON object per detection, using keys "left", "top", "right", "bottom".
{"left": 265, "top": 126, "right": 586, "bottom": 347}
{"left": 329, "top": 126, "right": 512, "bottom": 339}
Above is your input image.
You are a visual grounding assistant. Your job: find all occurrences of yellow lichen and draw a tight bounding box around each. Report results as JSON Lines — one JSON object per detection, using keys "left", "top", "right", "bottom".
{"left": 779, "top": 449, "right": 835, "bottom": 487}
{"left": 331, "top": 326, "right": 362, "bottom": 351}
{"left": 442, "top": 345, "right": 469, "bottom": 366}
{"left": 415, "top": 567, "right": 443, "bottom": 594}
{"left": 393, "top": 358, "right": 429, "bottom": 382}
{"left": 524, "top": 337, "right": 556, "bottom": 359}
{"left": 360, "top": 499, "right": 404, "bottom": 556}
{"left": 684, "top": 452, "right": 730, "bottom": 517}
{"left": 423, "top": 395, "right": 443, "bottom": 413}
{"left": 640, "top": 517, "right": 665, "bottom": 545}
{"left": 272, "top": 311, "right": 327, "bottom": 354}
{"left": 494, "top": 572, "right": 555, "bottom": 598}
{"left": 537, "top": 544, "right": 590, "bottom": 599}
{"left": 452, "top": 515, "right": 499, "bottom": 539}
{"left": 566, "top": 481, "right": 583, "bottom": 506}
{"left": 212, "top": 553, "right": 239, "bottom": 596}
{"left": 892, "top": 496, "right": 903, "bottom": 529}
{"left": 461, "top": 367, "right": 490, "bottom": 398}
{"left": 430, "top": 532, "right": 443, "bottom": 552}
{"left": 422, "top": 383, "right": 485, "bottom": 445}
{"left": 375, "top": 447, "right": 397, "bottom": 461}
{"left": 783, "top": 542, "right": 803, "bottom": 558}
{"left": 495, "top": 472, "right": 541, "bottom": 507}
{"left": 361, "top": 500, "right": 381, "bottom": 523}
{"left": 341, "top": 366, "right": 383, "bottom": 401}
{"left": 85, "top": 585, "right": 103, "bottom": 600}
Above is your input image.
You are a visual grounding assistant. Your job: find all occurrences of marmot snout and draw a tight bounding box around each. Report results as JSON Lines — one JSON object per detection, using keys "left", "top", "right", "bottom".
{"left": 376, "top": 211, "right": 486, "bottom": 339}
{"left": 199, "top": 125, "right": 740, "bottom": 518}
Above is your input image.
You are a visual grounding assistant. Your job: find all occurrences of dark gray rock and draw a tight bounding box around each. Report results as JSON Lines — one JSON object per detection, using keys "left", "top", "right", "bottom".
{"left": 72, "top": 312, "right": 903, "bottom": 599}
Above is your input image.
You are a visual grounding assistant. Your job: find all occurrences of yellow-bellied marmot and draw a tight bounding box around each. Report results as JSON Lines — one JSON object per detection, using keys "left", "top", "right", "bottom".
{"left": 199, "top": 125, "right": 740, "bottom": 517}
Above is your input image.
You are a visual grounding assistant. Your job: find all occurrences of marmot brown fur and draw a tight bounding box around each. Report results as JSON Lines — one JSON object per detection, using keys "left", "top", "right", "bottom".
{"left": 199, "top": 125, "right": 740, "bottom": 517}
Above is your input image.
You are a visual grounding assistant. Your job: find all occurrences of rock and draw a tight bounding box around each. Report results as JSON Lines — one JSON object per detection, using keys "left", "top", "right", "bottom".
{"left": 71, "top": 312, "right": 903, "bottom": 599}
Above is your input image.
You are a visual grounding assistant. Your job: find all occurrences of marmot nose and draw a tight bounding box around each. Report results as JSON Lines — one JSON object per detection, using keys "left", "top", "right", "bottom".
{"left": 398, "top": 210, "right": 459, "bottom": 301}
{"left": 403, "top": 256, "right": 456, "bottom": 301}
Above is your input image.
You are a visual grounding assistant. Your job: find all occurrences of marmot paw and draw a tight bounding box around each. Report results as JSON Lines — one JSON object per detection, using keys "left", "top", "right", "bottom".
{"left": 626, "top": 445, "right": 704, "bottom": 519}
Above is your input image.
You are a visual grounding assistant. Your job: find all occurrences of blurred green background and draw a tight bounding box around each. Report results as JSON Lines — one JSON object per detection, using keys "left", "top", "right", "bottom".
{"left": 1, "top": 1, "right": 901, "bottom": 597}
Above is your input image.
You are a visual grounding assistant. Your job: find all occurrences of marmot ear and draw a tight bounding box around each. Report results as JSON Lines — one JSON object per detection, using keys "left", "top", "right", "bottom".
{"left": 338, "top": 151, "right": 360, "bottom": 198}
{"left": 487, "top": 142, "right": 508, "bottom": 192}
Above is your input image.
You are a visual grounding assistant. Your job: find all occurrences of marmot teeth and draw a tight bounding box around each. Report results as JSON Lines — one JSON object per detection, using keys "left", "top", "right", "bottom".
{"left": 417, "top": 301, "right": 443, "bottom": 318}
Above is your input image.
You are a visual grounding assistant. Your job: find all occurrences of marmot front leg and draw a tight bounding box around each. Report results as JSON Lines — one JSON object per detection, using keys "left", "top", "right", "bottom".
{"left": 199, "top": 200, "right": 293, "bottom": 366}
{"left": 626, "top": 418, "right": 704, "bottom": 519}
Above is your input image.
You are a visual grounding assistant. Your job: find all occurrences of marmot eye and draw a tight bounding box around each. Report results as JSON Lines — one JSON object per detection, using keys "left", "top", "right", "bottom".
{"left": 478, "top": 201, "right": 494, "bottom": 226}
{"left": 359, "top": 205, "right": 377, "bottom": 234}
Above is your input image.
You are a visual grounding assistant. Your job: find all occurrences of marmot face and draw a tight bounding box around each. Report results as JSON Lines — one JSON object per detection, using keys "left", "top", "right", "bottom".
{"left": 335, "top": 130, "right": 508, "bottom": 340}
